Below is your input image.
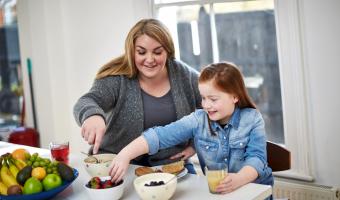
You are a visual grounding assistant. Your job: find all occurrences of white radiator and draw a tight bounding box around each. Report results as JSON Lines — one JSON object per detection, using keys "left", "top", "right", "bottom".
{"left": 273, "top": 179, "right": 340, "bottom": 200}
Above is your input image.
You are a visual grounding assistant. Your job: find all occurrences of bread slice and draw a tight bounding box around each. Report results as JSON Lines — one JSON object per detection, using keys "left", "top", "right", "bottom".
{"left": 135, "top": 166, "right": 155, "bottom": 176}
{"left": 161, "top": 160, "right": 185, "bottom": 174}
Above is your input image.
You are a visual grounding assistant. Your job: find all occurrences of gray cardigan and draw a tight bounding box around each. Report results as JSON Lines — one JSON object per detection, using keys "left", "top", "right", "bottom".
{"left": 73, "top": 59, "right": 201, "bottom": 166}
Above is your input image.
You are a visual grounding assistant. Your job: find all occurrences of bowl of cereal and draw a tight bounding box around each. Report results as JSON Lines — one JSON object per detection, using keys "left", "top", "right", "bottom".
{"left": 83, "top": 153, "right": 116, "bottom": 177}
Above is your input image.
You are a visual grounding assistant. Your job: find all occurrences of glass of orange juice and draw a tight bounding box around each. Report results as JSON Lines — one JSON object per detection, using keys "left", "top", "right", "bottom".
{"left": 205, "top": 163, "right": 228, "bottom": 194}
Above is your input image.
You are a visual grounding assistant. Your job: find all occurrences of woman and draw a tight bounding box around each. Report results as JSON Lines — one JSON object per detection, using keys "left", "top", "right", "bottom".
{"left": 73, "top": 19, "right": 201, "bottom": 171}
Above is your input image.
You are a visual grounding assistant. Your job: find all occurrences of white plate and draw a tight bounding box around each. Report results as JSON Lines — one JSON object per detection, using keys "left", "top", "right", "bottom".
{"left": 176, "top": 167, "right": 188, "bottom": 179}
{"left": 152, "top": 166, "right": 188, "bottom": 179}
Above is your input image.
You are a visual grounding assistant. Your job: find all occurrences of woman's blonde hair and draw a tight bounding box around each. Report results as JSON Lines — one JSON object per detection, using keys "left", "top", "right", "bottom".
{"left": 96, "top": 19, "right": 175, "bottom": 79}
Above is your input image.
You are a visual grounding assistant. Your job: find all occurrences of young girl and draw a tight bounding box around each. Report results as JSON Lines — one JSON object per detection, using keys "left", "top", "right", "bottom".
{"left": 109, "top": 62, "right": 273, "bottom": 194}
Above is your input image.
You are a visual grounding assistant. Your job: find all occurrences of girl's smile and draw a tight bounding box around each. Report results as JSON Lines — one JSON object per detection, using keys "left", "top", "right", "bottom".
{"left": 199, "top": 80, "right": 239, "bottom": 125}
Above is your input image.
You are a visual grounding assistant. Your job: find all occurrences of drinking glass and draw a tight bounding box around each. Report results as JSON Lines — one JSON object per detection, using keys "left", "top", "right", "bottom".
{"left": 49, "top": 141, "right": 70, "bottom": 164}
{"left": 205, "top": 163, "right": 228, "bottom": 194}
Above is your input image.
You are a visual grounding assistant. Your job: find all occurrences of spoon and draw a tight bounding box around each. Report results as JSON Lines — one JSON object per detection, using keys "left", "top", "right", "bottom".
{"left": 81, "top": 151, "right": 100, "bottom": 163}
{"left": 164, "top": 175, "right": 177, "bottom": 185}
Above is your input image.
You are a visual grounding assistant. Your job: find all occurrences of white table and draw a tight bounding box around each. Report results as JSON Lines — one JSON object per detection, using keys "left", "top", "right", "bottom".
{"left": 0, "top": 142, "right": 272, "bottom": 200}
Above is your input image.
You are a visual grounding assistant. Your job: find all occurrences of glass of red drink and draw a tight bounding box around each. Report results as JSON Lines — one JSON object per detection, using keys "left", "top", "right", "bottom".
{"left": 49, "top": 141, "right": 70, "bottom": 164}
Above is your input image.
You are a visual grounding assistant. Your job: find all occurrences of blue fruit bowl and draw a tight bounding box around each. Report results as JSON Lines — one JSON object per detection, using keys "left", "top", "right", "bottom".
{"left": 0, "top": 168, "right": 79, "bottom": 200}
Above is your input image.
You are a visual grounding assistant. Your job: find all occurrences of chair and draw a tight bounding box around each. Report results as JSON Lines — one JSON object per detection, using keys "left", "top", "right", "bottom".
{"left": 8, "top": 127, "right": 40, "bottom": 147}
{"left": 266, "top": 141, "right": 291, "bottom": 171}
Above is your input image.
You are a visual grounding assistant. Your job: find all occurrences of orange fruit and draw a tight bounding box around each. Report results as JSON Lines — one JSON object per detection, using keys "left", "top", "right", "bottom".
{"left": 31, "top": 167, "right": 46, "bottom": 180}
{"left": 12, "top": 148, "right": 30, "bottom": 161}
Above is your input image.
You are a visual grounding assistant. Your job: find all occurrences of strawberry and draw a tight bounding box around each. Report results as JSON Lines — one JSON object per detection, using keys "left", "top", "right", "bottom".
{"left": 90, "top": 177, "right": 101, "bottom": 188}
{"left": 102, "top": 180, "right": 113, "bottom": 188}
{"left": 90, "top": 183, "right": 101, "bottom": 189}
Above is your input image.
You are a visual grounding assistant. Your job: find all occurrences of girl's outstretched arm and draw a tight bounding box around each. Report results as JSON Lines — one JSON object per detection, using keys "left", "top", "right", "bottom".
{"left": 109, "top": 136, "right": 149, "bottom": 183}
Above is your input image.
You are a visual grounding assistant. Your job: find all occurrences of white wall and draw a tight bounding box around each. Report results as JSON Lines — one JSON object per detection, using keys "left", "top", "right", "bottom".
{"left": 16, "top": 0, "right": 151, "bottom": 153}
{"left": 299, "top": 0, "right": 340, "bottom": 186}
{"left": 16, "top": 0, "right": 340, "bottom": 187}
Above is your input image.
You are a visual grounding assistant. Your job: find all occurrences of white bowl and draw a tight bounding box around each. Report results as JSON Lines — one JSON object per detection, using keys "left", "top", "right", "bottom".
{"left": 83, "top": 153, "right": 116, "bottom": 177}
{"left": 84, "top": 176, "right": 124, "bottom": 200}
{"left": 134, "top": 173, "right": 177, "bottom": 200}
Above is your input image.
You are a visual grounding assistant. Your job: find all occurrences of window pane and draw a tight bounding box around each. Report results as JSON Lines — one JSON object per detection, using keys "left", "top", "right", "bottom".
{"left": 157, "top": 0, "right": 284, "bottom": 144}
{"left": 154, "top": 0, "right": 198, "bottom": 4}
{"left": 213, "top": 1, "right": 283, "bottom": 143}
{"left": 0, "top": 0, "right": 22, "bottom": 135}
{"left": 159, "top": 4, "right": 212, "bottom": 69}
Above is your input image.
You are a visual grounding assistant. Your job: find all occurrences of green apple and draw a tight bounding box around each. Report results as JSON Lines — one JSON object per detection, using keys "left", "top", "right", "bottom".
{"left": 42, "top": 174, "right": 62, "bottom": 191}
{"left": 23, "top": 177, "right": 43, "bottom": 194}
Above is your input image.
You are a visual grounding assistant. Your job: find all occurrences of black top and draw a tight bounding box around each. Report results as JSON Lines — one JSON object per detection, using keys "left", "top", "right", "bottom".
{"left": 141, "top": 89, "right": 177, "bottom": 130}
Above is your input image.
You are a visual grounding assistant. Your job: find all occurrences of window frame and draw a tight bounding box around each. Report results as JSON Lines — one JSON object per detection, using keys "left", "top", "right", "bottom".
{"left": 273, "top": 0, "right": 313, "bottom": 181}
{"left": 152, "top": 0, "right": 313, "bottom": 181}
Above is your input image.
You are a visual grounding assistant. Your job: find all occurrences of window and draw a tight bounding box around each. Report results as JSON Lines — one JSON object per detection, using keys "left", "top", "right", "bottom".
{"left": 153, "top": 0, "right": 313, "bottom": 181}
{"left": 0, "top": 0, "right": 23, "bottom": 139}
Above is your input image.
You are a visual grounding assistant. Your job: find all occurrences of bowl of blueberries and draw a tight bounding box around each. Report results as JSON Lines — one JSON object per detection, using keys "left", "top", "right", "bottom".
{"left": 133, "top": 172, "right": 177, "bottom": 200}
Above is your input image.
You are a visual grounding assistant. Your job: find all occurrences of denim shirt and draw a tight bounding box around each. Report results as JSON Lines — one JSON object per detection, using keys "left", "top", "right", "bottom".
{"left": 143, "top": 107, "right": 273, "bottom": 186}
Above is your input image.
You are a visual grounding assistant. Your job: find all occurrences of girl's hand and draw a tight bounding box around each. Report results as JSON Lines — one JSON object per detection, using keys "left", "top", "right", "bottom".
{"left": 108, "top": 136, "right": 150, "bottom": 184}
{"left": 170, "top": 146, "right": 196, "bottom": 160}
{"left": 215, "top": 173, "right": 243, "bottom": 194}
{"left": 216, "top": 165, "right": 258, "bottom": 194}
{"left": 109, "top": 154, "right": 130, "bottom": 184}
{"left": 81, "top": 115, "right": 106, "bottom": 154}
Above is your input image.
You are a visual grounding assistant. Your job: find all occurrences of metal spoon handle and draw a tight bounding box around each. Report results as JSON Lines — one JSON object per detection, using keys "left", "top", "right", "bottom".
{"left": 81, "top": 151, "right": 89, "bottom": 156}
{"left": 165, "top": 175, "right": 177, "bottom": 185}
{"left": 81, "top": 151, "right": 99, "bottom": 163}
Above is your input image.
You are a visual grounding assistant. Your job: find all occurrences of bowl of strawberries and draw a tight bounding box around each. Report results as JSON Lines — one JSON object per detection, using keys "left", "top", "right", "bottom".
{"left": 84, "top": 176, "right": 124, "bottom": 200}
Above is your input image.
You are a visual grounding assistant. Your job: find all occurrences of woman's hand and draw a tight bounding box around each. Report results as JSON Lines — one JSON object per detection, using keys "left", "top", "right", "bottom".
{"left": 109, "top": 154, "right": 130, "bottom": 184}
{"left": 215, "top": 173, "right": 243, "bottom": 194}
{"left": 81, "top": 115, "right": 106, "bottom": 154}
{"left": 170, "top": 145, "right": 196, "bottom": 160}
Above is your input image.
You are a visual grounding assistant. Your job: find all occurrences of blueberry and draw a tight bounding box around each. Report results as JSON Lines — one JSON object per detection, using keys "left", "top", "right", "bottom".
{"left": 145, "top": 180, "right": 165, "bottom": 186}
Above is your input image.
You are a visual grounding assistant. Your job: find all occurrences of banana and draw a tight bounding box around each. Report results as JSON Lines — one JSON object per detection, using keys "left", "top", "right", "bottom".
{"left": 0, "top": 181, "right": 8, "bottom": 195}
{"left": 7, "top": 159, "right": 19, "bottom": 178}
{"left": 12, "top": 158, "right": 26, "bottom": 170}
{"left": 0, "top": 164, "right": 19, "bottom": 187}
